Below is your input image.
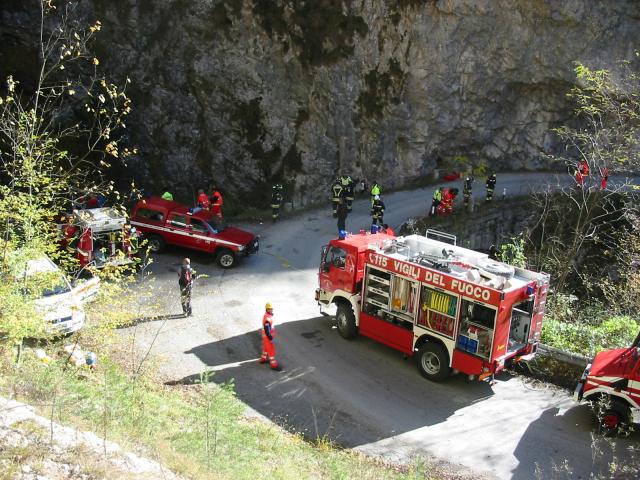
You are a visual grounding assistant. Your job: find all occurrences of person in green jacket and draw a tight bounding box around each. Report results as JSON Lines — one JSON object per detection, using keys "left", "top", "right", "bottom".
{"left": 161, "top": 187, "right": 173, "bottom": 201}
{"left": 430, "top": 187, "right": 442, "bottom": 216}
{"left": 370, "top": 181, "right": 381, "bottom": 204}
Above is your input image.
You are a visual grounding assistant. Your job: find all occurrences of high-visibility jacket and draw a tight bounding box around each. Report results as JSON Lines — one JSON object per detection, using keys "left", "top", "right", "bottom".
{"left": 432, "top": 189, "right": 442, "bottom": 201}
{"left": 161, "top": 191, "right": 173, "bottom": 201}
{"left": 370, "top": 183, "right": 381, "bottom": 196}
{"left": 271, "top": 191, "right": 283, "bottom": 208}
{"left": 331, "top": 183, "right": 343, "bottom": 201}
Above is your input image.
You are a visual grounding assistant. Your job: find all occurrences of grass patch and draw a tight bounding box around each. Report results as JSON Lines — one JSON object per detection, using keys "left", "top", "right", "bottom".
{"left": 0, "top": 346, "right": 439, "bottom": 480}
{"left": 541, "top": 315, "right": 638, "bottom": 357}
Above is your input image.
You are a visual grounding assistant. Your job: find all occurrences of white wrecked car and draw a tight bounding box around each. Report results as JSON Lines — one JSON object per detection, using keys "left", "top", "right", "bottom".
{"left": 24, "top": 257, "right": 100, "bottom": 335}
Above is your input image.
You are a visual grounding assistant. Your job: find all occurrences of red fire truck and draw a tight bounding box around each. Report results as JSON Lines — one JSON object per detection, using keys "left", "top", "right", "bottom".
{"left": 315, "top": 230, "right": 550, "bottom": 382}
{"left": 61, "top": 207, "right": 137, "bottom": 269}
{"left": 574, "top": 332, "right": 640, "bottom": 435}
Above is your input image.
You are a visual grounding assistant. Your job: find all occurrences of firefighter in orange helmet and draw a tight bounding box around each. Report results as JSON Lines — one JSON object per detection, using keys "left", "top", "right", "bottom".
{"left": 259, "top": 302, "right": 281, "bottom": 371}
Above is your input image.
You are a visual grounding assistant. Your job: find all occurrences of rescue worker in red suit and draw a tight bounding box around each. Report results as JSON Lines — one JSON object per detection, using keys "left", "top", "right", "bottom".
{"left": 600, "top": 167, "right": 609, "bottom": 191}
{"left": 210, "top": 187, "right": 223, "bottom": 218}
{"left": 196, "top": 189, "right": 210, "bottom": 209}
{"left": 574, "top": 169, "right": 584, "bottom": 189}
{"left": 578, "top": 159, "right": 590, "bottom": 176}
{"left": 62, "top": 215, "right": 78, "bottom": 253}
{"left": 437, "top": 188, "right": 458, "bottom": 216}
{"left": 259, "top": 302, "right": 281, "bottom": 371}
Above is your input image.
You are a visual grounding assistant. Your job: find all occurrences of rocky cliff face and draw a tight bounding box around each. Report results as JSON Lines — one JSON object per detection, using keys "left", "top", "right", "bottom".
{"left": 2, "top": 0, "right": 639, "bottom": 206}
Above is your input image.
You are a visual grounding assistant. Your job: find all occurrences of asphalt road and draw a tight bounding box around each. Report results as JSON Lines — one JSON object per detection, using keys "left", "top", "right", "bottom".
{"left": 122, "top": 173, "right": 638, "bottom": 480}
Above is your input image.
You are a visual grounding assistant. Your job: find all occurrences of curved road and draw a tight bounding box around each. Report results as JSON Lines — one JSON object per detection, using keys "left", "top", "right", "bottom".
{"left": 123, "top": 173, "right": 638, "bottom": 480}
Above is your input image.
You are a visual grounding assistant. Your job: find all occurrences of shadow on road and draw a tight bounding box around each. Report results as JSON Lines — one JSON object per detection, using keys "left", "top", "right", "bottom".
{"left": 512, "top": 404, "right": 639, "bottom": 480}
{"left": 174, "top": 315, "right": 496, "bottom": 448}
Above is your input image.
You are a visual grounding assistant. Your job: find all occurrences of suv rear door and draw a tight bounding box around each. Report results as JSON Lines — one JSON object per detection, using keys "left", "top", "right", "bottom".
{"left": 166, "top": 213, "right": 191, "bottom": 247}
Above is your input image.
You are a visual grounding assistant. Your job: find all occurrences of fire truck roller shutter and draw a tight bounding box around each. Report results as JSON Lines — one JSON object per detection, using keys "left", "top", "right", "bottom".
{"left": 477, "top": 259, "right": 515, "bottom": 278}
{"left": 335, "top": 300, "right": 358, "bottom": 339}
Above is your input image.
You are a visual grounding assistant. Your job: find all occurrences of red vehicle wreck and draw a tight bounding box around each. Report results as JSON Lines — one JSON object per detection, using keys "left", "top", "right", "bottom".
{"left": 316, "top": 230, "right": 550, "bottom": 382}
{"left": 574, "top": 331, "right": 640, "bottom": 435}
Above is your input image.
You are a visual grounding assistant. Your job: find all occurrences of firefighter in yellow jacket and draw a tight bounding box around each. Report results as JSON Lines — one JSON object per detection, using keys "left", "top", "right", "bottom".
{"left": 259, "top": 302, "right": 281, "bottom": 371}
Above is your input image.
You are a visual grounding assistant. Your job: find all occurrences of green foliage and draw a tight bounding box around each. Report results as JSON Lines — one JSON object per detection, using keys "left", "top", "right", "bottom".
{"left": 0, "top": 351, "right": 435, "bottom": 480}
{"left": 541, "top": 293, "right": 639, "bottom": 356}
{"left": 499, "top": 236, "right": 527, "bottom": 268}
{"left": 0, "top": 1, "right": 138, "bottom": 348}
{"left": 551, "top": 58, "right": 640, "bottom": 175}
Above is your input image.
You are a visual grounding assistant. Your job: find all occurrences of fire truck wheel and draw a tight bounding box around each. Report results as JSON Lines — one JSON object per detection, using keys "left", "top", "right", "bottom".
{"left": 336, "top": 303, "right": 357, "bottom": 339}
{"left": 146, "top": 235, "right": 166, "bottom": 253}
{"left": 598, "top": 398, "right": 631, "bottom": 437}
{"left": 216, "top": 249, "right": 236, "bottom": 269}
{"left": 417, "top": 343, "right": 451, "bottom": 382}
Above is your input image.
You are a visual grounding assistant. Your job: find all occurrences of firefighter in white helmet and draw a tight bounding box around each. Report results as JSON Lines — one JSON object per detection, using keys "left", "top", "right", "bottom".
{"left": 259, "top": 302, "right": 281, "bottom": 370}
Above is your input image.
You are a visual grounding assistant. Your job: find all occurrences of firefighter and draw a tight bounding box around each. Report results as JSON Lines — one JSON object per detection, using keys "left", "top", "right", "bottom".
{"left": 439, "top": 188, "right": 457, "bottom": 216}
{"left": 430, "top": 187, "right": 442, "bottom": 216}
{"left": 196, "top": 189, "right": 210, "bottom": 209}
{"left": 178, "top": 258, "right": 195, "bottom": 317}
{"left": 210, "top": 186, "right": 223, "bottom": 217}
{"left": 123, "top": 225, "right": 139, "bottom": 258}
{"left": 578, "top": 159, "right": 590, "bottom": 176}
{"left": 485, "top": 173, "right": 496, "bottom": 202}
{"left": 574, "top": 168, "right": 584, "bottom": 189}
{"left": 62, "top": 215, "right": 79, "bottom": 253}
{"left": 271, "top": 183, "right": 284, "bottom": 221}
{"left": 161, "top": 188, "right": 173, "bottom": 201}
{"left": 370, "top": 181, "right": 381, "bottom": 204}
{"left": 331, "top": 180, "right": 343, "bottom": 218}
{"left": 371, "top": 195, "right": 385, "bottom": 226}
{"left": 600, "top": 167, "right": 609, "bottom": 191}
{"left": 463, "top": 176, "right": 473, "bottom": 206}
{"left": 336, "top": 197, "right": 348, "bottom": 239}
{"left": 259, "top": 302, "right": 281, "bottom": 371}
{"left": 340, "top": 174, "right": 355, "bottom": 212}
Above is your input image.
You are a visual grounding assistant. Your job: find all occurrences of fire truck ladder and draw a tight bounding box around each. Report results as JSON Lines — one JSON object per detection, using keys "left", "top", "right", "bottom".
{"left": 425, "top": 229, "right": 457, "bottom": 246}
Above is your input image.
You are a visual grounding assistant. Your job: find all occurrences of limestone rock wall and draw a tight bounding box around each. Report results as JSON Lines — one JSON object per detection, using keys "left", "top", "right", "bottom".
{"left": 2, "top": 0, "right": 639, "bottom": 206}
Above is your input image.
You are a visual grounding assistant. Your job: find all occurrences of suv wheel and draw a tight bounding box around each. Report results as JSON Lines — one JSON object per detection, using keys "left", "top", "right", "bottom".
{"left": 216, "top": 249, "right": 236, "bottom": 269}
{"left": 146, "top": 235, "right": 165, "bottom": 253}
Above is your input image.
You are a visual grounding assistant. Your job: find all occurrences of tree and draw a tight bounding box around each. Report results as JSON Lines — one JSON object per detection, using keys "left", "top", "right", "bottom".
{"left": 0, "top": 0, "right": 135, "bottom": 344}
{"left": 526, "top": 59, "right": 640, "bottom": 297}
{"left": 552, "top": 60, "right": 640, "bottom": 177}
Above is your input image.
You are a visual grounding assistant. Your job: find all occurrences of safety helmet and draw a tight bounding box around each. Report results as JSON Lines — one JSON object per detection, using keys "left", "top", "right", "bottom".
{"left": 265, "top": 302, "right": 273, "bottom": 310}
{"left": 374, "top": 195, "right": 380, "bottom": 200}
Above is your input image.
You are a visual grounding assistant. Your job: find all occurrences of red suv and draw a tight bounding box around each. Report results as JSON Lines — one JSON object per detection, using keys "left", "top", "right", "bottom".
{"left": 130, "top": 197, "right": 259, "bottom": 268}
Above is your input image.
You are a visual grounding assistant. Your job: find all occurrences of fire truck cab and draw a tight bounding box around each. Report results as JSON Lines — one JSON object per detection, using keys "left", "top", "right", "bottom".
{"left": 316, "top": 231, "right": 550, "bottom": 382}
{"left": 574, "top": 331, "right": 640, "bottom": 435}
{"left": 61, "top": 207, "right": 137, "bottom": 269}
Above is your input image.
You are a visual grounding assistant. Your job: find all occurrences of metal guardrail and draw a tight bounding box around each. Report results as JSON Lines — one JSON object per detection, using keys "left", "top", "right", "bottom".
{"left": 537, "top": 343, "right": 591, "bottom": 368}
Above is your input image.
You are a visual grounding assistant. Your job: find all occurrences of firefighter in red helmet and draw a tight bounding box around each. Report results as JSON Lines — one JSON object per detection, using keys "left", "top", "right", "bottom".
{"left": 259, "top": 302, "right": 281, "bottom": 371}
